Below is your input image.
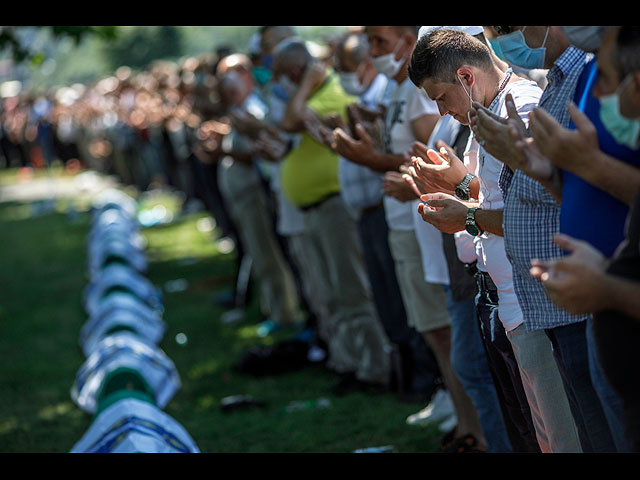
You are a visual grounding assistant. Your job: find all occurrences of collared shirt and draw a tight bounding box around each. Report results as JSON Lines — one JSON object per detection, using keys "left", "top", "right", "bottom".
{"left": 501, "top": 46, "right": 593, "bottom": 331}
{"left": 474, "top": 78, "right": 539, "bottom": 332}
{"left": 338, "top": 74, "right": 390, "bottom": 213}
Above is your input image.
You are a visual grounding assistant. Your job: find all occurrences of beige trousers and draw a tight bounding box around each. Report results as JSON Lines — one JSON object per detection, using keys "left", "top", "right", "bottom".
{"left": 302, "top": 194, "right": 391, "bottom": 385}
{"left": 217, "top": 158, "right": 301, "bottom": 325}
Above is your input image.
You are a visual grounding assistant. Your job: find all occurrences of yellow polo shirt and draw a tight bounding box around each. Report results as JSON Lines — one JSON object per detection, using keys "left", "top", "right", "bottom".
{"left": 280, "top": 73, "right": 357, "bottom": 208}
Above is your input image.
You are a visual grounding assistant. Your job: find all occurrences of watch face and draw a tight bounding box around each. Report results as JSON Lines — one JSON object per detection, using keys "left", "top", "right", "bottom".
{"left": 465, "top": 222, "right": 481, "bottom": 237}
{"left": 456, "top": 187, "right": 469, "bottom": 200}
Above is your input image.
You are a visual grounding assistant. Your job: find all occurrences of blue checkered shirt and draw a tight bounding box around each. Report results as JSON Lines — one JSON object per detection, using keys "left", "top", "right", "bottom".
{"left": 501, "top": 47, "right": 593, "bottom": 331}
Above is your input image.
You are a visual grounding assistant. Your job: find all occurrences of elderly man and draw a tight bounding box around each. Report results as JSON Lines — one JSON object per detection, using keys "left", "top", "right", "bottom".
{"left": 215, "top": 54, "right": 302, "bottom": 332}
{"left": 273, "top": 38, "right": 391, "bottom": 395}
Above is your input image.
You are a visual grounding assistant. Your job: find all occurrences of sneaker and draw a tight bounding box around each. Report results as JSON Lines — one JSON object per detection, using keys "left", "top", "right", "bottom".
{"left": 406, "top": 389, "right": 456, "bottom": 427}
{"left": 438, "top": 414, "right": 458, "bottom": 433}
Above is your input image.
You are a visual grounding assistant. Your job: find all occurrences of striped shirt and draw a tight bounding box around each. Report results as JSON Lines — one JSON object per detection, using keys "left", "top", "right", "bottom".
{"left": 501, "top": 46, "right": 593, "bottom": 331}
{"left": 338, "top": 73, "right": 391, "bottom": 213}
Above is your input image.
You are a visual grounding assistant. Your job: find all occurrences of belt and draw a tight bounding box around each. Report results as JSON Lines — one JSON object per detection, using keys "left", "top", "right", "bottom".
{"left": 299, "top": 192, "right": 340, "bottom": 212}
{"left": 475, "top": 270, "right": 498, "bottom": 293}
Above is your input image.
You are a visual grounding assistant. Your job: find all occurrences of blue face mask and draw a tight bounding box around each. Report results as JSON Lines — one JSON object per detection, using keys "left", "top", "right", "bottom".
{"left": 496, "top": 26, "right": 549, "bottom": 70}
{"left": 599, "top": 76, "right": 640, "bottom": 150}
{"left": 252, "top": 66, "right": 272, "bottom": 86}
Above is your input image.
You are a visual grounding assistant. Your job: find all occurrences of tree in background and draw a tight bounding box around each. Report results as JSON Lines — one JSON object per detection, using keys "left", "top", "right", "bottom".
{"left": 0, "top": 26, "right": 118, "bottom": 65}
{"left": 101, "top": 26, "right": 184, "bottom": 72}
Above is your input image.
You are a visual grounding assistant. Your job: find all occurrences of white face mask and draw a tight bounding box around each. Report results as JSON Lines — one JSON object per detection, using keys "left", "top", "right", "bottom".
{"left": 457, "top": 75, "right": 474, "bottom": 125}
{"left": 561, "top": 26, "right": 607, "bottom": 53}
{"left": 339, "top": 71, "right": 367, "bottom": 96}
{"left": 371, "top": 37, "right": 406, "bottom": 79}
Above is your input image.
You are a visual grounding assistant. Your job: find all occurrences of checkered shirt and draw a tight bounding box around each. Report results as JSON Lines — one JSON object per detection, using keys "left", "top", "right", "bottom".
{"left": 501, "top": 47, "right": 594, "bottom": 330}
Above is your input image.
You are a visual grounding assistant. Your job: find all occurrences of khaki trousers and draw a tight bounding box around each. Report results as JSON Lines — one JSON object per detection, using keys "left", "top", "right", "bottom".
{"left": 302, "top": 194, "right": 391, "bottom": 384}
{"left": 218, "top": 158, "right": 301, "bottom": 325}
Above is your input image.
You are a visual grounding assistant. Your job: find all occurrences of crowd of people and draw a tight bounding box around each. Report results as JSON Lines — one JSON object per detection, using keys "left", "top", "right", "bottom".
{"left": 4, "top": 25, "right": 640, "bottom": 454}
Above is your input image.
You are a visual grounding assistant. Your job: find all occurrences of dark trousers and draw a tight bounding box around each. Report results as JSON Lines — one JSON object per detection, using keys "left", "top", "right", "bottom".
{"left": 544, "top": 321, "right": 618, "bottom": 453}
{"left": 357, "top": 204, "right": 440, "bottom": 395}
{"left": 475, "top": 271, "right": 541, "bottom": 453}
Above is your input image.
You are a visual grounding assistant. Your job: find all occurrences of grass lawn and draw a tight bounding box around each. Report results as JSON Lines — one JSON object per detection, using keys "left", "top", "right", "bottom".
{"left": 0, "top": 168, "right": 443, "bottom": 453}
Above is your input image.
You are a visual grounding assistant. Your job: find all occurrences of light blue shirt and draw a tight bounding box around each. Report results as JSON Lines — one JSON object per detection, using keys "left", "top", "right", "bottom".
{"left": 338, "top": 74, "right": 392, "bottom": 213}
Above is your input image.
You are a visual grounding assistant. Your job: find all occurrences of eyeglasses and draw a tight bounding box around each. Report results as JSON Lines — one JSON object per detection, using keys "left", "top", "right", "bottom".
{"left": 493, "top": 26, "right": 515, "bottom": 35}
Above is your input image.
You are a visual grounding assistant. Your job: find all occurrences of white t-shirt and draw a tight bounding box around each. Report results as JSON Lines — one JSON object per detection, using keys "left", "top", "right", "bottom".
{"left": 382, "top": 78, "right": 439, "bottom": 231}
{"left": 413, "top": 114, "right": 461, "bottom": 285}
{"left": 472, "top": 79, "right": 541, "bottom": 332}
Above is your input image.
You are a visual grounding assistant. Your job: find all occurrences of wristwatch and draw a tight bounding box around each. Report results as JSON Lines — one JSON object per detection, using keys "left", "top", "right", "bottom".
{"left": 455, "top": 173, "right": 475, "bottom": 201}
{"left": 465, "top": 207, "right": 483, "bottom": 237}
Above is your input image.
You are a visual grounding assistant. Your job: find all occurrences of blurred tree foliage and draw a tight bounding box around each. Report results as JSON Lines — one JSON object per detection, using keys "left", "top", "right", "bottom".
{"left": 1, "top": 26, "right": 349, "bottom": 90}
{"left": 101, "top": 26, "right": 184, "bottom": 71}
{"left": 0, "top": 26, "right": 118, "bottom": 65}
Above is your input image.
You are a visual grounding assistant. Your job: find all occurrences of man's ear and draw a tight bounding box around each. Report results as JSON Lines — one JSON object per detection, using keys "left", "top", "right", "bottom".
{"left": 456, "top": 67, "right": 474, "bottom": 87}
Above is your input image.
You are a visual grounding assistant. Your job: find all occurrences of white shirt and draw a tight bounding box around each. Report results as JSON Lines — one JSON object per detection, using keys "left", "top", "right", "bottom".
{"left": 413, "top": 114, "right": 461, "bottom": 285}
{"left": 470, "top": 80, "right": 543, "bottom": 332}
{"left": 383, "top": 77, "right": 438, "bottom": 232}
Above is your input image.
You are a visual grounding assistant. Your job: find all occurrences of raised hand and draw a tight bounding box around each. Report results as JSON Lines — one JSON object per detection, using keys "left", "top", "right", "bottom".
{"left": 530, "top": 233, "right": 608, "bottom": 314}
{"left": 332, "top": 123, "right": 377, "bottom": 166}
{"left": 416, "top": 192, "right": 469, "bottom": 234}
{"left": 410, "top": 141, "right": 471, "bottom": 196}
{"left": 529, "top": 101, "right": 600, "bottom": 175}
{"left": 383, "top": 170, "right": 419, "bottom": 202}
{"left": 470, "top": 93, "right": 527, "bottom": 167}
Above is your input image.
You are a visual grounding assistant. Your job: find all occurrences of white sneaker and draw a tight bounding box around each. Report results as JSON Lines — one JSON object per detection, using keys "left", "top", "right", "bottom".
{"left": 437, "top": 414, "right": 458, "bottom": 433}
{"left": 406, "top": 389, "right": 457, "bottom": 427}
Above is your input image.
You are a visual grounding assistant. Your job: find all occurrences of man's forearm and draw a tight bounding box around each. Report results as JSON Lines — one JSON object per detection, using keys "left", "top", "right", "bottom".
{"left": 475, "top": 208, "right": 504, "bottom": 237}
{"left": 350, "top": 151, "right": 405, "bottom": 173}
{"left": 281, "top": 85, "right": 314, "bottom": 133}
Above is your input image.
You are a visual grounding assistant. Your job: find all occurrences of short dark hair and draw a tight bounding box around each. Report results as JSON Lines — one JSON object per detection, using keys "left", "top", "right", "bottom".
{"left": 408, "top": 29, "right": 494, "bottom": 87}
{"left": 614, "top": 26, "right": 640, "bottom": 78}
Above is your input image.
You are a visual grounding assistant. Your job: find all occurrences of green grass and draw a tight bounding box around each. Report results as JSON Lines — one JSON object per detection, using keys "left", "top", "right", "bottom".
{"left": 0, "top": 170, "right": 443, "bottom": 453}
